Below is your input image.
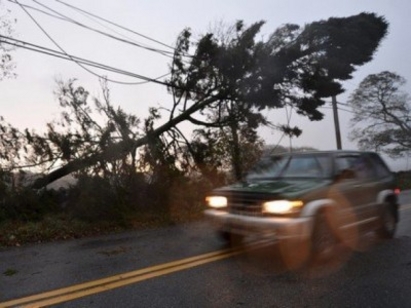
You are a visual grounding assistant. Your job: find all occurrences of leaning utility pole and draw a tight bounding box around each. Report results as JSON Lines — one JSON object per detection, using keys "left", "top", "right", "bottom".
{"left": 332, "top": 95, "right": 342, "bottom": 150}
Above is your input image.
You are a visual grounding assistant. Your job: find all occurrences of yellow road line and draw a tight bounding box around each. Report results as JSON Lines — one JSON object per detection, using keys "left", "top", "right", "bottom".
{"left": 0, "top": 247, "right": 237, "bottom": 307}
{"left": 0, "top": 240, "right": 271, "bottom": 308}
{"left": 26, "top": 250, "right": 244, "bottom": 308}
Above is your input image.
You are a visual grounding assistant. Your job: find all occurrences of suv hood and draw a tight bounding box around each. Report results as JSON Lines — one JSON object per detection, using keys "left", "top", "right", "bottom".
{"left": 214, "top": 178, "right": 332, "bottom": 199}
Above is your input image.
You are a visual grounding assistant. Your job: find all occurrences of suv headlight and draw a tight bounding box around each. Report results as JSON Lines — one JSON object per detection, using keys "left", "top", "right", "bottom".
{"left": 262, "top": 200, "right": 303, "bottom": 214}
{"left": 205, "top": 196, "right": 227, "bottom": 208}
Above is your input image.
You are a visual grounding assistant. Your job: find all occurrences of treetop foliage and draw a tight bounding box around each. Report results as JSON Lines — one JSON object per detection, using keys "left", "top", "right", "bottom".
{"left": 300, "top": 13, "right": 388, "bottom": 79}
{"left": 170, "top": 13, "right": 388, "bottom": 122}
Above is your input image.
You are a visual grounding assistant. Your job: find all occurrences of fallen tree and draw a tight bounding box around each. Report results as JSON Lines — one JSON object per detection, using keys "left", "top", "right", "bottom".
{"left": 0, "top": 13, "right": 388, "bottom": 189}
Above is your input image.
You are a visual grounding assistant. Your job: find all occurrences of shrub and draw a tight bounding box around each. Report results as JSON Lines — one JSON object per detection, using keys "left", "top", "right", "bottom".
{"left": 65, "top": 176, "right": 122, "bottom": 222}
{"left": 0, "top": 187, "right": 59, "bottom": 222}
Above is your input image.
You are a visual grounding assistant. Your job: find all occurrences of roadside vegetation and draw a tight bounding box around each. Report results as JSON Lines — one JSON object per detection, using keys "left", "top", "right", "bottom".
{"left": 0, "top": 170, "right": 212, "bottom": 247}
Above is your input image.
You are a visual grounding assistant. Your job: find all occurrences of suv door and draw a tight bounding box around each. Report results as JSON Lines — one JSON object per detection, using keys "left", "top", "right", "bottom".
{"left": 332, "top": 153, "right": 376, "bottom": 231}
{"left": 365, "top": 153, "right": 396, "bottom": 218}
{"left": 349, "top": 154, "right": 380, "bottom": 225}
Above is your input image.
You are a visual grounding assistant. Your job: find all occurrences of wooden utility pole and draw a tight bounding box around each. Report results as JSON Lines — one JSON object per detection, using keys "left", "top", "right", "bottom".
{"left": 332, "top": 95, "right": 342, "bottom": 150}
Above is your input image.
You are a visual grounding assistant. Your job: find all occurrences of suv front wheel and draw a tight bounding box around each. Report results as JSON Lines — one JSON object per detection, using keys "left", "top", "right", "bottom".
{"left": 311, "top": 211, "right": 339, "bottom": 263}
{"left": 376, "top": 202, "right": 397, "bottom": 239}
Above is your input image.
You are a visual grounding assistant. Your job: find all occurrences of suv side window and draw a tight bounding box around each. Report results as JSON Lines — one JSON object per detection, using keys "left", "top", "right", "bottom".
{"left": 335, "top": 154, "right": 375, "bottom": 180}
{"left": 335, "top": 155, "right": 358, "bottom": 180}
{"left": 335, "top": 156, "right": 351, "bottom": 173}
{"left": 368, "top": 153, "right": 391, "bottom": 179}
{"left": 352, "top": 155, "right": 375, "bottom": 179}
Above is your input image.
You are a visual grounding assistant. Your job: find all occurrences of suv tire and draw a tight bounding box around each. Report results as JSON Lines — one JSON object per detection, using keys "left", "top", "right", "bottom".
{"left": 311, "top": 211, "right": 338, "bottom": 263}
{"left": 376, "top": 203, "right": 397, "bottom": 239}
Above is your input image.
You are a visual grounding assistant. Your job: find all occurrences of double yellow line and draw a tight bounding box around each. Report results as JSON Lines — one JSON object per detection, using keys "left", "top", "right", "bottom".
{"left": 0, "top": 240, "right": 271, "bottom": 308}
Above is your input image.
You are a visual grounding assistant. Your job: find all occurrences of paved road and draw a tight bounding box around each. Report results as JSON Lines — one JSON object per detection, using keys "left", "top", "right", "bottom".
{"left": 1, "top": 192, "right": 411, "bottom": 307}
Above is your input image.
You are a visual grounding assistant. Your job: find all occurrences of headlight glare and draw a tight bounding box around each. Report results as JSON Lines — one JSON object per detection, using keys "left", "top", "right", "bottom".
{"left": 262, "top": 200, "right": 303, "bottom": 214}
{"left": 206, "top": 196, "right": 227, "bottom": 208}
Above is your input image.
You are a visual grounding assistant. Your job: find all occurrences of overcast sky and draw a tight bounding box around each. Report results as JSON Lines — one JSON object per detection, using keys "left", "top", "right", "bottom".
{"left": 1, "top": 0, "right": 411, "bottom": 170}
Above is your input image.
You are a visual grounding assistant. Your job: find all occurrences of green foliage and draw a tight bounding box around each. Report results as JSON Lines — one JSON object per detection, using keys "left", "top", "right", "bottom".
{"left": 169, "top": 13, "right": 389, "bottom": 124}
{"left": 299, "top": 13, "right": 388, "bottom": 80}
{"left": 190, "top": 124, "right": 265, "bottom": 183}
{"left": 64, "top": 170, "right": 207, "bottom": 225}
{"left": 0, "top": 184, "right": 59, "bottom": 222}
{"left": 0, "top": 117, "right": 25, "bottom": 169}
{"left": 65, "top": 175, "right": 130, "bottom": 223}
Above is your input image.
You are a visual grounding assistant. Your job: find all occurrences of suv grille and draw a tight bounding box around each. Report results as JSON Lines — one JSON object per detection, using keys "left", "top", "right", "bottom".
{"left": 226, "top": 191, "right": 274, "bottom": 217}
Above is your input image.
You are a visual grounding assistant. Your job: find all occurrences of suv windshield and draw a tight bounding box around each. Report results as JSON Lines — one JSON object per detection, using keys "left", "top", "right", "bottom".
{"left": 246, "top": 154, "right": 333, "bottom": 181}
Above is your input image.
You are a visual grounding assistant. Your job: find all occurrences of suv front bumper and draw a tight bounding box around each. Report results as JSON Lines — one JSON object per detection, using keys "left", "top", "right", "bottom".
{"left": 204, "top": 209, "right": 313, "bottom": 241}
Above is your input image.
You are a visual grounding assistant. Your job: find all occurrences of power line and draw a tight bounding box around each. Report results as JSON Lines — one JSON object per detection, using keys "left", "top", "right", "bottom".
{"left": 8, "top": 0, "right": 168, "bottom": 59}
{"left": 0, "top": 36, "right": 172, "bottom": 85}
{"left": 336, "top": 101, "right": 350, "bottom": 107}
{"left": 320, "top": 106, "right": 355, "bottom": 114}
{"left": 266, "top": 103, "right": 294, "bottom": 155}
{"left": 9, "top": 0, "right": 176, "bottom": 59}
{"left": 284, "top": 103, "right": 293, "bottom": 151}
{"left": 32, "top": 0, "right": 175, "bottom": 58}
{"left": 6, "top": 0, "right": 176, "bottom": 60}
{"left": 49, "top": 1, "right": 156, "bottom": 56}
{"left": 14, "top": 0, "right": 171, "bottom": 85}
{"left": 2, "top": 35, "right": 233, "bottom": 101}
{"left": 18, "top": 41, "right": 353, "bottom": 113}
{"left": 6, "top": 0, "right": 68, "bottom": 22}
{"left": 0, "top": 35, "right": 174, "bottom": 86}
{"left": 54, "top": 0, "right": 176, "bottom": 51}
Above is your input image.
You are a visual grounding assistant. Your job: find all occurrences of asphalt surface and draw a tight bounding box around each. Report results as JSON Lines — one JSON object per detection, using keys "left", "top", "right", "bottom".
{"left": 1, "top": 191, "right": 411, "bottom": 307}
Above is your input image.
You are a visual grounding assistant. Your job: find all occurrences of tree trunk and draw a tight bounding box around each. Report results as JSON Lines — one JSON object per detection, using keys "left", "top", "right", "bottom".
{"left": 32, "top": 96, "right": 220, "bottom": 189}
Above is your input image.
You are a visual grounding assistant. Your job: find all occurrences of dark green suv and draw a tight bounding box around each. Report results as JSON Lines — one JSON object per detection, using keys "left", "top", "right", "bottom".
{"left": 204, "top": 151, "right": 400, "bottom": 264}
